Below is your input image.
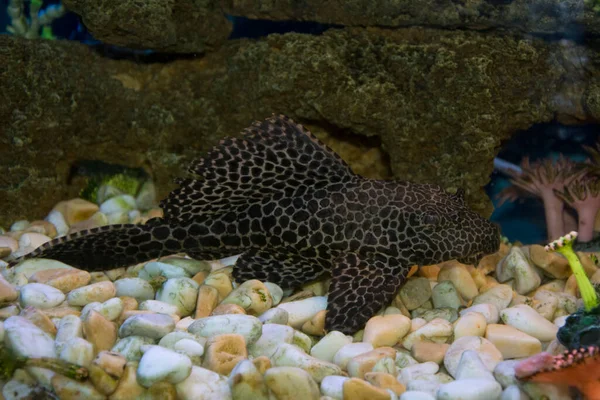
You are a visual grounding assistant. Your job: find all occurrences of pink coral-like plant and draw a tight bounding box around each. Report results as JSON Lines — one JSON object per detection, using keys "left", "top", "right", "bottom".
{"left": 554, "top": 177, "right": 600, "bottom": 242}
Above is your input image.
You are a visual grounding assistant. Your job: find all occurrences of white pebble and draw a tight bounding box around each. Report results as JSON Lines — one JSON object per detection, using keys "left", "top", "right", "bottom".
{"left": 500, "top": 304, "right": 558, "bottom": 342}
{"left": 453, "top": 311, "right": 487, "bottom": 339}
{"left": 402, "top": 318, "right": 452, "bottom": 350}
{"left": 320, "top": 375, "right": 349, "bottom": 399}
{"left": 310, "top": 331, "right": 353, "bottom": 363}
{"left": 271, "top": 343, "right": 342, "bottom": 383}
{"left": 112, "top": 336, "right": 155, "bottom": 362}
{"left": 119, "top": 313, "right": 176, "bottom": 339}
{"left": 398, "top": 362, "right": 439, "bottom": 386}
{"left": 444, "top": 336, "right": 503, "bottom": 378}
{"left": 45, "top": 210, "right": 69, "bottom": 237}
{"left": 99, "top": 194, "right": 137, "bottom": 214}
{"left": 472, "top": 284, "right": 513, "bottom": 311}
{"left": 55, "top": 314, "right": 83, "bottom": 354}
{"left": 4, "top": 316, "right": 55, "bottom": 358}
{"left": 501, "top": 385, "right": 531, "bottom": 400}
{"left": 189, "top": 314, "right": 262, "bottom": 344}
{"left": 333, "top": 342, "right": 374, "bottom": 370}
{"left": 249, "top": 323, "right": 295, "bottom": 358}
{"left": 400, "top": 391, "right": 436, "bottom": 400}
{"left": 175, "top": 366, "right": 232, "bottom": 400}
{"left": 139, "top": 299, "right": 181, "bottom": 316}
{"left": 67, "top": 281, "right": 116, "bottom": 306}
{"left": 114, "top": 278, "right": 155, "bottom": 301}
{"left": 275, "top": 296, "right": 327, "bottom": 328}
{"left": 460, "top": 303, "right": 499, "bottom": 324}
{"left": 137, "top": 345, "right": 193, "bottom": 387}
{"left": 156, "top": 277, "right": 199, "bottom": 316}
{"left": 138, "top": 261, "right": 189, "bottom": 280}
{"left": 436, "top": 379, "right": 502, "bottom": 400}
{"left": 59, "top": 337, "right": 94, "bottom": 367}
{"left": 454, "top": 350, "right": 495, "bottom": 381}
{"left": 19, "top": 283, "right": 65, "bottom": 309}
{"left": 258, "top": 307, "right": 289, "bottom": 325}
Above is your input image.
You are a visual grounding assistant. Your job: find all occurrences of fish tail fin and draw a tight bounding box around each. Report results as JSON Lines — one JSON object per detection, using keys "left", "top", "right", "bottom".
{"left": 7, "top": 220, "right": 183, "bottom": 271}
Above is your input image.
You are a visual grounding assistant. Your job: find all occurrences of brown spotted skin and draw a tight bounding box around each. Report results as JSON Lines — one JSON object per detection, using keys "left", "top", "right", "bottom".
{"left": 8, "top": 115, "right": 500, "bottom": 334}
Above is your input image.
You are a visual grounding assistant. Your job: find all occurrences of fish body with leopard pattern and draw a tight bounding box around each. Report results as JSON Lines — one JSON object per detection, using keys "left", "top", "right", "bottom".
{"left": 8, "top": 115, "right": 500, "bottom": 333}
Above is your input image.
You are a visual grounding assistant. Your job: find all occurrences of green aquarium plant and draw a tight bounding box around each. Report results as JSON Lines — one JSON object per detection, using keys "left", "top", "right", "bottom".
{"left": 0, "top": 346, "right": 88, "bottom": 381}
{"left": 80, "top": 173, "right": 145, "bottom": 205}
{"left": 546, "top": 231, "right": 600, "bottom": 348}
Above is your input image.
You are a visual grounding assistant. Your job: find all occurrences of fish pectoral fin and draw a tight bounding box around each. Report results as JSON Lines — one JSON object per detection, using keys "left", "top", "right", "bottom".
{"left": 231, "top": 248, "right": 327, "bottom": 289}
{"left": 325, "top": 253, "right": 407, "bottom": 334}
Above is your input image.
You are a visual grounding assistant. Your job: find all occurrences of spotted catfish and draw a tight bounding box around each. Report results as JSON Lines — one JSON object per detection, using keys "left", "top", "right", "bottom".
{"left": 8, "top": 115, "right": 500, "bottom": 333}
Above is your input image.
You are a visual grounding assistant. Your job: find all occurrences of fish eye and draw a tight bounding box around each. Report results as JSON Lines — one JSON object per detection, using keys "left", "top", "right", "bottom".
{"left": 422, "top": 213, "right": 440, "bottom": 226}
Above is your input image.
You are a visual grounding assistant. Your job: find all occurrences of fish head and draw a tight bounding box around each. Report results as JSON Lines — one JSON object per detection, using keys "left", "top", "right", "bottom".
{"left": 404, "top": 184, "right": 501, "bottom": 266}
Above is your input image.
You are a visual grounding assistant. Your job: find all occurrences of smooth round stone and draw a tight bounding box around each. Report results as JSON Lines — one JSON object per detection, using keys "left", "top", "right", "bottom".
{"left": 264, "top": 366, "right": 321, "bottom": 399}
{"left": 493, "top": 360, "right": 520, "bottom": 389}
{"left": 139, "top": 300, "right": 181, "bottom": 316}
{"left": 45, "top": 210, "right": 69, "bottom": 236}
{"left": 29, "top": 268, "right": 92, "bottom": 293}
{"left": 67, "top": 281, "right": 116, "bottom": 306}
{"left": 156, "top": 278, "right": 199, "bottom": 317}
{"left": 532, "top": 290, "right": 559, "bottom": 321}
{"left": 437, "top": 379, "right": 502, "bottom": 400}
{"left": 432, "top": 281, "right": 463, "bottom": 309}
{"left": 320, "top": 375, "right": 349, "bottom": 399}
{"left": 114, "top": 278, "right": 155, "bottom": 302}
{"left": 175, "top": 366, "right": 232, "bottom": 399}
{"left": 292, "top": 330, "right": 312, "bottom": 353}
{"left": 501, "top": 384, "right": 530, "bottom": 400}
{"left": 453, "top": 312, "right": 487, "bottom": 339}
{"left": 19, "top": 283, "right": 65, "bottom": 309}
{"left": 18, "top": 232, "right": 51, "bottom": 252}
{"left": 249, "top": 323, "right": 295, "bottom": 358}
{"left": 188, "top": 314, "right": 262, "bottom": 345}
{"left": 497, "top": 247, "right": 541, "bottom": 294}
{"left": 4, "top": 316, "right": 55, "bottom": 358}
{"left": 112, "top": 336, "right": 156, "bottom": 362}
{"left": 398, "top": 278, "right": 432, "bottom": 310}
{"left": 275, "top": 296, "right": 328, "bottom": 328}
{"left": 333, "top": 343, "right": 374, "bottom": 370}
{"left": 363, "top": 314, "right": 411, "bottom": 347}
{"left": 271, "top": 343, "right": 342, "bottom": 383}
{"left": 438, "top": 262, "right": 479, "bottom": 300}
{"left": 160, "top": 257, "right": 212, "bottom": 277}
{"left": 0, "top": 274, "right": 17, "bottom": 303}
{"left": 229, "top": 360, "right": 269, "bottom": 399}
{"left": 454, "top": 350, "right": 495, "bottom": 381}
{"left": 400, "top": 391, "right": 436, "bottom": 400}
{"left": 264, "top": 282, "right": 284, "bottom": 305}
{"left": 402, "top": 318, "right": 453, "bottom": 350}
{"left": 444, "top": 336, "right": 503, "bottom": 378}
{"left": 460, "top": 303, "right": 499, "bottom": 324}
{"left": 220, "top": 279, "right": 273, "bottom": 315}
{"left": 397, "top": 362, "right": 439, "bottom": 386}
{"left": 119, "top": 313, "right": 176, "bottom": 339}
{"left": 310, "top": 331, "right": 353, "bottom": 363}
{"left": 411, "top": 307, "right": 458, "bottom": 323}
{"left": 55, "top": 314, "right": 83, "bottom": 354}
{"left": 499, "top": 304, "right": 558, "bottom": 342}
{"left": 173, "top": 338, "right": 205, "bottom": 363}
{"left": 0, "top": 235, "right": 18, "bottom": 252}
{"left": 258, "top": 307, "right": 289, "bottom": 325}
{"left": 485, "top": 324, "right": 541, "bottom": 359}
{"left": 472, "top": 284, "right": 513, "bottom": 311}
{"left": 59, "top": 337, "right": 94, "bottom": 367}
{"left": 138, "top": 261, "right": 189, "bottom": 281}
{"left": 137, "top": 345, "right": 193, "bottom": 387}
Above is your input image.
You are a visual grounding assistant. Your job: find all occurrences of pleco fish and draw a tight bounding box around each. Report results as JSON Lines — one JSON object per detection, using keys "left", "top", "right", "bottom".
{"left": 8, "top": 115, "right": 500, "bottom": 333}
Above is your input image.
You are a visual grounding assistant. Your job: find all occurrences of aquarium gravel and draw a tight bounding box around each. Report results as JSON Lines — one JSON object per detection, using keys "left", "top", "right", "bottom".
{"left": 0, "top": 187, "right": 592, "bottom": 400}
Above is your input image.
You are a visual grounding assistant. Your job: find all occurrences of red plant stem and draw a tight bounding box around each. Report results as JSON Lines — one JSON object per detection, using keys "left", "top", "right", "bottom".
{"left": 541, "top": 192, "right": 565, "bottom": 241}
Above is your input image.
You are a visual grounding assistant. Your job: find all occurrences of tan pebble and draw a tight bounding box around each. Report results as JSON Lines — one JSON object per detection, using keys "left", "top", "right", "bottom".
{"left": 69, "top": 211, "right": 108, "bottom": 233}
{"left": 52, "top": 374, "right": 105, "bottom": 400}
{"left": 364, "top": 372, "right": 406, "bottom": 396}
{"left": 347, "top": 347, "right": 396, "bottom": 378}
{"left": 195, "top": 285, "right": 219, "bottom": 318}
{"left": 438, "top": 261, "right": 479, "bottom": 300}
{"left": 0, "top": 235, "right": 19, "bottom": 252}
{"left": 145, "top": 208, "right": 164, "bottom": 219}
{"left": 90, "top": 272, "right": 111, "bottom": 283}
{"left": 578, "top": 251, "right": 598, "bottom": 276}
{"left": 20, "top": 306, "right": 57, "bottom": 337}
{"left": 105, "top": 268, "right": 126, "bottom": 282}
{"left": 109, "top": 362, "right": 146, "bottom": 400}
{"left": 30, "top": 268, "right": 92, "bottom": 293}
{"left": 211, "top": 303, "right": 247, "bottom": 316}
{"left": 301, "top": 309, "right": 326, "bottom": 336}
{"left": 529, "top": 245, "right": 571, "bottom": 279}
{"left": 465, "top": 264, "right": 487, "bottom": 289}
{"left": 343, "top": 377, "right": 391, "bottom": 400}
{"left": 363, "top": 314, "right": 411, "bottom": 347}
{"left": 68, "top": 281, "right": 116, "bottom": 306}
{"left": 0, "top": 304, "right": 20, "bottom": 318}
{"left": 0, "top": 247, "right": 12, "bottom": 258}
{"left": 203, "top": 271, "right": 233, "bottom": 300}
{"left": 419, "top": 265, "right": 440, "bottom": 280}
{"left": 83, "top": 310, "right": 117, "bottom": 352}
{"left": 252, "top": 356, "right": 272, "bottom": 374}
{"left": 93, "top": 351, "right": 127, "bottom": 379}
{"left": 53, "top": 198, "right": 99, "bottom": 225}
{"left": 26, "top": 220, "right": 58, "bottom": 238}
{"left": 118, "top": 310, "right": 182, "bottom": 326}
{"left": 203, "top": 333, "right": 248, "bottom": 375}
{"left": 119, "top": 296, "right": 138, "bottom": 314}
{"left": 407, "top": 265, "right": 419, "bottom": 278}
{"left": 145, "top": 381, "right": 177, "bottom": 400}
{"left": 411, "top": 342, "right": 449, "bottom": 364}
{"left": 192, "top": 271, "right": 208, "bottom": 286}
{"left": 43, "top": 306, "right": 81, "bottom": 319}
{"left": 477, "top": 245, "right": 508, "bottom": 275}
{"left": 89, "top": 363, "right": 119, "bottom": 395}
{"left": 485, "top": 324, "right": 541, "bottom": 359}
{"left": 264, "top": 367, "right": 320, "bottom": 399}
{"left": 0, "top": 273, "right": 18, "bottom": 303}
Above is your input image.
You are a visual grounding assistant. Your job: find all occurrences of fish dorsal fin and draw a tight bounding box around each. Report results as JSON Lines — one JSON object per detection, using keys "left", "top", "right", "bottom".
{"left": 160, "top": 115, "right": 356, "bottom": 221}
